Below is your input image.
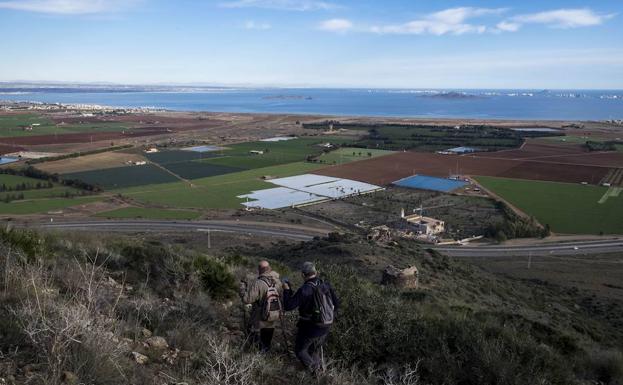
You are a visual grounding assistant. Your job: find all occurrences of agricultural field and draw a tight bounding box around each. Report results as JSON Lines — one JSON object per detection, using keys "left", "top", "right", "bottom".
{"left": 144, "top": 149, "right": 220, "bottom": 164}
{"left": 304, "top": 122, "right": 534, "bottom": 151}
{"left": 199, "top": 137, "right": 352, "bottom": 169}
{"left": 316, "top": 151, "right": 610, "bottom": 186}
{"left": 0, "top": 196, "right": 101, "bottom": 215}
{"left": 475, "top": 176, "right": 623, "bottom": 234}
{"left": 117, "top": 162, "right": 321, "bottom": 209}
{"left": 36, "top": 151, "right": 147, "bottom": 173}
{"left": 0, "top": 173, "right": 87, "bottom": 201}
{"left": 95, "top": 207, "right": 201, "bottom": 220}
{"left": 313, "top": 147, "right": 394, "bottom": 165}
{"left": 0, "top": 113, "right": 130, "bottom": 137}
{"left": 63, "top": 164, "right": 179, "bottom": 189}
{"left": 162, "top": 161, "right": 243, "bottom": 180}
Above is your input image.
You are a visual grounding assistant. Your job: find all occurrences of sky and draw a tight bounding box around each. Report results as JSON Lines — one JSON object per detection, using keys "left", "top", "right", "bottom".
{"left": 0, "top": 0, "right": 622, "bottom": 89}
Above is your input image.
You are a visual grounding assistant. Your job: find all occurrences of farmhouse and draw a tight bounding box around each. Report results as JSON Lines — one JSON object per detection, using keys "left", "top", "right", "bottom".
{"left": 402, "top": 213, "right": 445, "bottom": 236}
{"left": 249, "top": 150, "right": 264, "bottom": 155}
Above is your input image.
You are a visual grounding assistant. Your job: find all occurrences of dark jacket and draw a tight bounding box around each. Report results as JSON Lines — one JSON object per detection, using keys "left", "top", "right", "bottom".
{"left": 283, "top": 277, "right": 340, "bottom": 337}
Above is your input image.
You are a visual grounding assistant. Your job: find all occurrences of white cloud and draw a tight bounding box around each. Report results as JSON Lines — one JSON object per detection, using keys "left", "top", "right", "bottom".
{"left": 244, "top": 21, "right": 271, "bottom": 30}
{"left": 369, "top": 7, "right": 506, "bottom": 36}
{"left": 220, "top": 0, "right": 339, "bottom": 11}
{"left": 512, "top": 8, "right": 615, "bottom": 29}
{"left": 318, "top": 18, "right": 352, "bottom": 32}
{"left": 495, "top": 21, "right": 520, "bottom": 32}
{"left": 0, "top": 0, "right": 136, "bottom": 14}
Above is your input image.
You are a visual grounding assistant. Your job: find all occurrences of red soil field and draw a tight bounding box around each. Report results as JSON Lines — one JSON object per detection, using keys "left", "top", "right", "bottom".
{"left": 0, "top": 144, "right": 25, "bottom": 155}
{"left": 0, "top": 129, "right": 168, "bottom": 146}
{"left": 469, "top": 141, "right": 623, "bottom": 168}
{"left": 472, "top": 141, "right": 587, "bottom": 159}
{"left": 314, "top": 151, "right": 610, "bottom": 186}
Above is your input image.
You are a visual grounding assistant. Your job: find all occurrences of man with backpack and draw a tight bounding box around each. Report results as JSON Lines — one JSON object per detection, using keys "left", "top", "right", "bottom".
{"left": 239, "top": 260, "right": 284, "bottom": 352}
{"left": 283, "top": 261, "right": 339, "bottom": 373}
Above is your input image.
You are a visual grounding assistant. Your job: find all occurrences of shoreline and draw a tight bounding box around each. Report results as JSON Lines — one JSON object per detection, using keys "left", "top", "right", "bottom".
{"left": 2, "top": 100, "right": 621, "bottom": 125}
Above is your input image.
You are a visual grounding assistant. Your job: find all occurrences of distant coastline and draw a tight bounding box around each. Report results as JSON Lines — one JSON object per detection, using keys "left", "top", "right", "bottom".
{"left": 1, "top": 84, "right": 622, "bottom": 120}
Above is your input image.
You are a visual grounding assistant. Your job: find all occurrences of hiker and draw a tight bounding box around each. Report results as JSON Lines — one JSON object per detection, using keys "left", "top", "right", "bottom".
{"left": 239, "top": 260, "right": 284, "bottom": 352}
{"left": 283, "top": 262, "right": 339, "bottom": 373}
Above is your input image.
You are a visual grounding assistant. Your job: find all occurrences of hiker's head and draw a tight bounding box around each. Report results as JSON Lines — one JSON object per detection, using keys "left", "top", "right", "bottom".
{"left": 301, "top": 261, "right": 317, "bottom": 280}
{"left": 258, "top": 260, "right": 271, "bottom": 275}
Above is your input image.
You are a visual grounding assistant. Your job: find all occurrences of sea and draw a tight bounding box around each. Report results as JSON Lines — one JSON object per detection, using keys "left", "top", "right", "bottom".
{"left": 1, "top": 88, "right": 622, "bottom": 120}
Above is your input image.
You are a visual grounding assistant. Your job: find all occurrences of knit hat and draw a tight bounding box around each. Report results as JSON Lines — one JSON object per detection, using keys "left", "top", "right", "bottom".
{"left": 301, "top": 261, "right": 317, "bottom": 275}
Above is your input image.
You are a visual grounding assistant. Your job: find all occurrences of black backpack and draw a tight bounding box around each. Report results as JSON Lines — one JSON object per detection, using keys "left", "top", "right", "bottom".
{"left": 307, "top": 280, "right": 335, "bottom": 326}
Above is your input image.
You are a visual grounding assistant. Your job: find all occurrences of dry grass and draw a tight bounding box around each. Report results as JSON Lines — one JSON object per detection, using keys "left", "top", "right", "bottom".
{"left": 36, "top": 151, "right": 147, "bottom": 174}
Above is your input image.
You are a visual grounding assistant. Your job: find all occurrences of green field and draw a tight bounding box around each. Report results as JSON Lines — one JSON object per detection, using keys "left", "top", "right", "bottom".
{"left": 95, "top": 207, "right": 201, "bottom": 220}
{"left": 476, "top": 176, "right": 623, "bottom": 234}
{"left": 0, "top": 174, "right": 85, "bottom": 201}
{"left": 63, "top": 164, "right": 179, "bottom": 189}
{"left": 0, "top": 114, "right": 130, "bottom": 137}
{"left": 117, "top": 162, "right": 321, "bottom": 209}
{"left": 162, "top": 161, "right": 242, "bottom": 180}
{"left": 0, "top": 196, "right": 101, "bottom": 215}
{"left": 200, "top": 137, "right": 352, "bottom": 169}
{"left": 314, "top": 147, "right": 394, "bottom": 165}
{"left": 144, "top": 149, "right": 218, "bottom": 164}
{"left": 0, "top": 174, "right": 46, "bottom": 188}
{"left": 305, "top": 122, "right": 524, "bottom": 151}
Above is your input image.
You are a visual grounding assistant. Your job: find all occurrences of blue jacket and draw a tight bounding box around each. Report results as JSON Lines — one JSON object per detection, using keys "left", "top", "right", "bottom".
{"left": 283, "top": 277, "right": 340, "bottom": 337}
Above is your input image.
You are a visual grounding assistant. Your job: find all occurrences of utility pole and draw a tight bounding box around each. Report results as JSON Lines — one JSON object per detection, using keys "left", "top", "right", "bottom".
{"left": 207, "top": 229, "right": 211, "bottom": 249}
{"left": 527, "top": 252, "right": 532, "bottom": 269}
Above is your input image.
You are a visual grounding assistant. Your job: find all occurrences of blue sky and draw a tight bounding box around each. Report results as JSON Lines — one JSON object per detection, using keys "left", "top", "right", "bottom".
{"left": 0, "top": 0, "right": 622, "bottom": 89}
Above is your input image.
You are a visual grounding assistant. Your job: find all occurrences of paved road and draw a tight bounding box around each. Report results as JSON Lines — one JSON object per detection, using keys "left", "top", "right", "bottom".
{"left": 20, "top": 219, "right": 328, "bottom": 242}
{"left": 434, "top": 239, "right": 623, "bottom": 257}
{"left": 16, "top": 220, "right": 623, "bottom": 256}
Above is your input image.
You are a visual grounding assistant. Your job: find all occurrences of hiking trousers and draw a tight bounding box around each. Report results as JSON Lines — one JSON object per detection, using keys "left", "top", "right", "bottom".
{"left": 294, "top": 332, "right": 328, "bottom": 371}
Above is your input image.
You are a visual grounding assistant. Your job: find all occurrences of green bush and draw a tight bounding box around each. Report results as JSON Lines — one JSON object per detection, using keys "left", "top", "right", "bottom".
{"left": 0, "top": 226, "right": 46, "bottom": 261}
{"left": 194, "top": 256, "right": 237, "bottom": 300}
{"left": 323, "top": 265, "right": 573, "bottom": 385}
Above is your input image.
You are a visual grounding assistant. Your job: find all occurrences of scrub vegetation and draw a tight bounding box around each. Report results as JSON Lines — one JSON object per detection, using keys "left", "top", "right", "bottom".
{"left": 1, "top": 228, "right": 621, "bottom": 385}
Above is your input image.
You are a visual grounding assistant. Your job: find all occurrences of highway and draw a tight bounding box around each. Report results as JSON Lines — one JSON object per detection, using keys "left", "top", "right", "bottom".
{"left": 15, "top": 220, "right": 623, "bottom": 256}
{"left": 434, "top": 239, "right": 623, "bottom": 257}
{"left": 19, "top": 219, "right": 328, "bottom": 242}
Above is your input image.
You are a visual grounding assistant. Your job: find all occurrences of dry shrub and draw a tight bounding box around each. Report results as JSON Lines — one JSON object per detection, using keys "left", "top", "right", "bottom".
{"left": 5, "top": 249, "right": 130, "bottom": 384}
{"left": 195, "top": 335, "right": 264, "bottom": 385}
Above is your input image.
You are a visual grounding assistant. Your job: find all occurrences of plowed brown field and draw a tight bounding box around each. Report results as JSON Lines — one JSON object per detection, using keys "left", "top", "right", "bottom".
{"left": 314, "top": 151, "right": 610, "bottom": 186}
{"left": 0, "top": 129, "right": 167, "bottom": 145}
{"left": 0, "top": 144, "right": 24, "bottom": 155}
{"left": 468, "top": 141, "right": 623, "bottom": 168}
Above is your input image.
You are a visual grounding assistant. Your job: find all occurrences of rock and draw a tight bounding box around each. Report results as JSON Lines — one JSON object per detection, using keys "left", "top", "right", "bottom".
{"left": 381, "top": 265, "right": 419, "bottom": 289}
{"left": 161, "top": 348, "right": 180, "bottom": 365}
{"left": 140, "top": 328, "right": 153, "bottom": 338}
{"left": 145, "top": 336, "right": 168, "bottom": 350}
{"left": 131, "top": 352, "right": 149, "bottom": 365}
{"left": 61, "top": 371, "right": 79, "bottom": 385}
{"left": 368, "top": 225, "right": 393, "bottom": 243}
